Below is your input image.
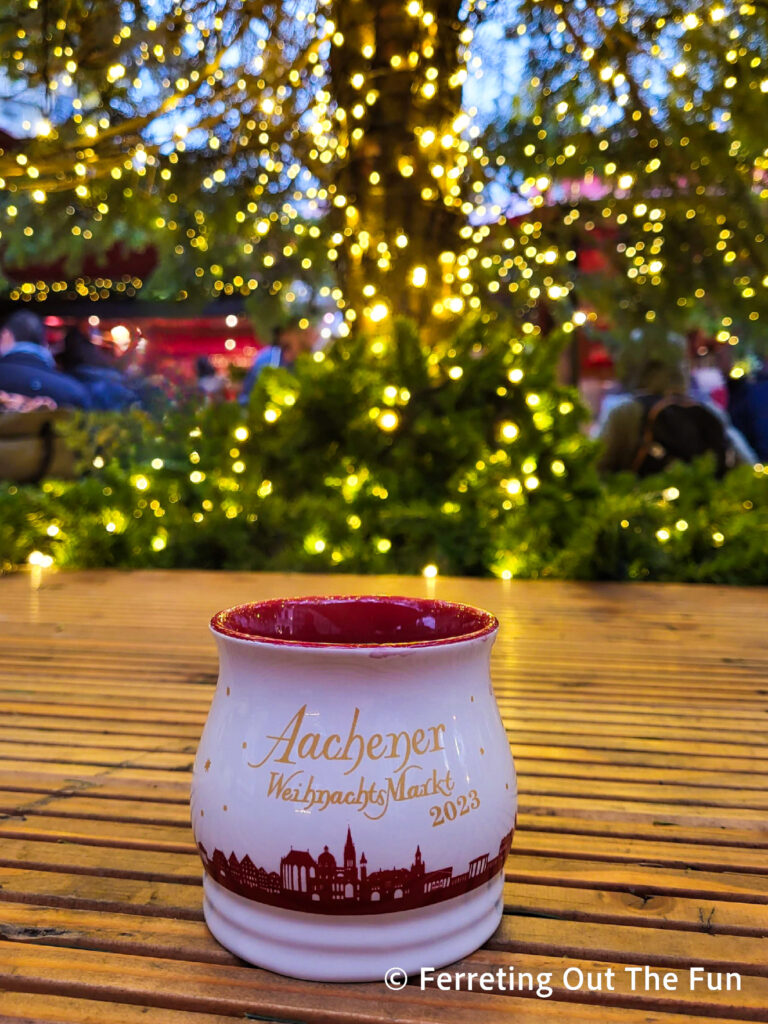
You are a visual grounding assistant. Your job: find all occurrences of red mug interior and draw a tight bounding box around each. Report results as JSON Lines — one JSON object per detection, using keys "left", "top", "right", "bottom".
{"left": 210, "top": 596, "right": 498, "bottom": 648}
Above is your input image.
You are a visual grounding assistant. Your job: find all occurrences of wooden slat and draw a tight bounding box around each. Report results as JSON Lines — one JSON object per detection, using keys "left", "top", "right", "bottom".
{"left": 1, "top": 568, "right": 767, "bottom": 1023}
{"left": 0, "top": 942, "right": 759, "bottom": 1023}
{"left": 0, "top": 992, "right": 262, "bottom": 1024}
{"left": 4, "top": 813, "right": 768, "bottom": 877}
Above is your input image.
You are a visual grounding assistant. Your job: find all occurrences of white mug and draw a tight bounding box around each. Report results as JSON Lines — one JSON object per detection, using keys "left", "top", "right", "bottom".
{"left": 192, "top": 595, "right": 517, "bottom": 981}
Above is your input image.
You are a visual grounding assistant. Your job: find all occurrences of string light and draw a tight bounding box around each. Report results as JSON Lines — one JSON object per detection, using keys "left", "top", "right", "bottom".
{"left": 0, "top": 0, "right": 765, "bottom": 443}
{"left": 0, "top": 0, "right": 509, "bottom": 323}
{"left": 27, "top": 550, "right": 53, "bottom": 568}
{"left": 377, "top": 410, "right": 399, "bottom": 431}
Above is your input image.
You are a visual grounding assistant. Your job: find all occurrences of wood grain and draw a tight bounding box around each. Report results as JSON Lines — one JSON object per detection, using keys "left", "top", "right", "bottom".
{"left": 1, "top": 568, "right": 766, "bottom": 1023}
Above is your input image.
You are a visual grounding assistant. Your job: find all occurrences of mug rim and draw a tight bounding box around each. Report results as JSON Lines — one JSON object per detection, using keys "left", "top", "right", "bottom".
{"left": 210, "top": 594, "right": 498, "bottom": 649}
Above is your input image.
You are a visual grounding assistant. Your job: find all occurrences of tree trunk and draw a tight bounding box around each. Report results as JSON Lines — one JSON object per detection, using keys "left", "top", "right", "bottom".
{"left": 329, "top": 0, "right": 466, "bottom": 332}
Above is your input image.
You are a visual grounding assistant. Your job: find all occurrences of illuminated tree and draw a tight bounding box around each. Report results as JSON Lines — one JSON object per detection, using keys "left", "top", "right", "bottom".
{"left": 485, "top": 1, "right": 768, "bottom": 351}
{"left": 0, "top": 0, "right": 495, "bottom": 333}
{"left": 1, "top": 0, "right": 768, "bottom": 354}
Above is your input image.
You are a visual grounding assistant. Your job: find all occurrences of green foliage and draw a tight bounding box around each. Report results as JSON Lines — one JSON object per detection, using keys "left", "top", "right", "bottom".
{"left": 550, "top": 458, "right": 768, "bottom": 584}
{"left": 1, "top": 318, "right": 766, "bottom": 583}
{"left": 7, "top": 1, "right": 768, "bottom": 350}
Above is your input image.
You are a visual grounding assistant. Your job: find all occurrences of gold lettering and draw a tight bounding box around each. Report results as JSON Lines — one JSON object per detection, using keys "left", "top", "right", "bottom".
{"left": 429, "top": 723, "right": 446, "bottom": 751}
{"left": 249, "top": 705, "right": 306, "bottom": 768}
{"left": 386, "top": 729, "right": 412, "bottom": 773}
{"left": 298, "top": 732, "right": 321, "bottom": 759}
{"left": 266, "top": 768, "right": 302, "bottom": 798}
{"left": 321, "top": 733, "right": 342, "bottom": 759}
{"left": 250, "top": 705, "right": 448, "bottom": 777}
{"left": 367, "top": 733, "right": 384, "bottom": 759}
{"left": 340, "top": 706, "right": 365, "bottom": 774}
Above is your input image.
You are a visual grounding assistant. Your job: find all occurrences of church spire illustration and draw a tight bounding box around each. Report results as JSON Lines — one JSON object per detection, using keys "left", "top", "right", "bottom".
{"left": 344, "top": 827, "right": 356, "bottom": 873}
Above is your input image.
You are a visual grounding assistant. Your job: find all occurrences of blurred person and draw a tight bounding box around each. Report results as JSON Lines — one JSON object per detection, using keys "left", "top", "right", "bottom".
{"left": 100, "top": 330, "right": 172, "bottom": 411}
{"left": 598, "top": 331, "right": 755, "bottom": 475}
{"left": 239, "top": 319, "right": 313, "bottom": 405}
{"left": 0, "top": 311, "right": 91, "bottom": 409}
{"left": 729, "top": 359, "right": 768, "bottom": 461}
{"left": 690, "top": 361, "right": 729, "bottom": 411}
{"left": 60, "top": 327, "right": 139, "bottom": 410}
{"left": 196, "top": 355, "right": 228, "bottom": 404}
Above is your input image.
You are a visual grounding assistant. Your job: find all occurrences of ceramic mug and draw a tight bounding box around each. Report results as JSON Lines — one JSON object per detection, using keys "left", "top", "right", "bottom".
{"left": 192, "top": 595, "right": 517, "bottom": 981}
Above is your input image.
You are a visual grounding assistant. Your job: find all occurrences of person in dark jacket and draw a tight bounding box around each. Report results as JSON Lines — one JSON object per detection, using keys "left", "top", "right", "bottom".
{"left": 0, "top": 312, "right": 91, "bottom": 409}
{"left": 60, "top": 327, "right": 138, "bottom": 410}
{"left": 239, "top": 320, "right": 315, "bottom": 405}
{"left": 196, "top": 355, "right": 228, "bottom": 404}
{"left": 729, "top": 363, "right": 768, "bottom": 462}
{"left": 597, "top": 353, "right": 755, "bottom": 473}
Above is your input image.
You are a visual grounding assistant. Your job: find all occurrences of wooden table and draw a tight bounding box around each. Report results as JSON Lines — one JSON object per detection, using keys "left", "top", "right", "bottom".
{"left": 0, "top": 570, "right": 766, "bottom": 1024}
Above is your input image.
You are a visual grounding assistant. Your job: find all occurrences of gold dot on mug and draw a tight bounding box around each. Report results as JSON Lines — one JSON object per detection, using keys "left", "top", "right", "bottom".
{"left": 470, "top": 695, "right": 475, "bottom": 702}
{"left": 226, "top": 686, "right": 231, "bottom": 696}
{"left": 242, "top": 741, "right": 247, "bottom": 749}
{"left": 505, "top": 783, "right": 509, "bottom": 790}
{"left": 480, "top": 747, "right": 485, "bottom": 755}
{"left": 222, "top": 804, "right": 228, "bottom": 811}
{"left": 200, "top": 809, "right": 204, "bottom": 816}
